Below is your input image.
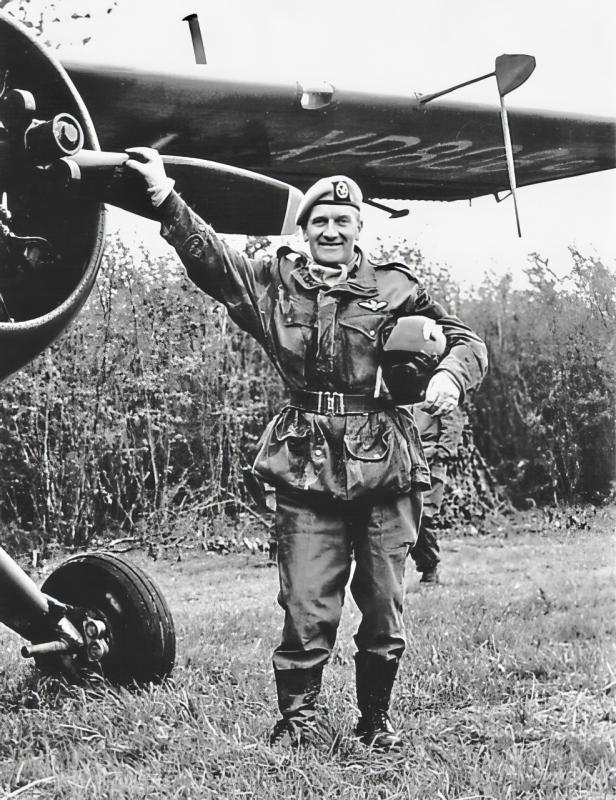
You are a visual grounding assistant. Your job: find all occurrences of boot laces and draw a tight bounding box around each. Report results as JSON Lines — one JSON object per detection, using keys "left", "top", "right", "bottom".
{"left": 369, "top": 709, "right": 393, "bottom": 732}
{"left": 269, "top": 718, "right": 315, "bottom": 747}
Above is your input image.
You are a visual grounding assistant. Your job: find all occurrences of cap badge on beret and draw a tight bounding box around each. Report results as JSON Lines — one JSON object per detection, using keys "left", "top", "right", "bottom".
{"left": 295, "top": 174, "right": 363, "bottom": 226}
{"left": 333, "top": 180, "right": 350, "bottom": 201}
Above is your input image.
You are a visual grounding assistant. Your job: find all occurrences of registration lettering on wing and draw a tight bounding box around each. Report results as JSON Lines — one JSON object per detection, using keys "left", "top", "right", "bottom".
{"left": 273, "top": 130, "right": 595, "bottom": 175}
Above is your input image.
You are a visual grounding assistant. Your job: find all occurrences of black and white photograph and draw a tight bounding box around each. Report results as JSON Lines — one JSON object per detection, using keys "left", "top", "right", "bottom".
{"left": 0, "top": 1, "right": 614, "bottom": 798}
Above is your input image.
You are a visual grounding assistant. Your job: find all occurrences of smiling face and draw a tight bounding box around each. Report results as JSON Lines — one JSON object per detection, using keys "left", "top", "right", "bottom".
{"left": 303, "top": 204, "right": 363, "bottom": 266}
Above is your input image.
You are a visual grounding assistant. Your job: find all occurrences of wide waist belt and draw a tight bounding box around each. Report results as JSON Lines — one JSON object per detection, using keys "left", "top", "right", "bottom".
{"left": 288, "top": 389, "right": 394, "bottom": 415}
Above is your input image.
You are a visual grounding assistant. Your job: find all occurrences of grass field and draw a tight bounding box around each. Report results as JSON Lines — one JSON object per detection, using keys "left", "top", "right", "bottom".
{"left": 0, "top": 508, "right": 614, "bottom": 799}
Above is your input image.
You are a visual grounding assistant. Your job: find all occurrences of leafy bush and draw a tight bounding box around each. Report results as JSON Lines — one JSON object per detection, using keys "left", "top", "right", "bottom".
{"left": 372, "top": 240, "right": 615, "bottom": 507}
{"left": 0, "top": 235, "right": 613, "bottom": 552}
{"left": 0, "top": 235, "right": 282, "bottom": 549}
{"left": 466, "top": 251, "right": 615, "bottom": 504}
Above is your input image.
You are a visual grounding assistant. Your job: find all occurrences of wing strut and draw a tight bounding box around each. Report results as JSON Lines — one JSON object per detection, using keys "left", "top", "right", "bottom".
{"left": 420, "top": 54, "right": 536, "bottom": 237}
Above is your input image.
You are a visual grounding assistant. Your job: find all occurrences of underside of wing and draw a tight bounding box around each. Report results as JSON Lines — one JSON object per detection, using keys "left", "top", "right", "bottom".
{"left": 65, "top": 62, "right": 616, "bottom": 202}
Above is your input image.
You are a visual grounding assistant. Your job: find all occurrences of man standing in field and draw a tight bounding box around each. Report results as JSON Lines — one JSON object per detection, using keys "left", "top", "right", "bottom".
{"left": 126, "top": 149, "right": 488, "bottom": 749}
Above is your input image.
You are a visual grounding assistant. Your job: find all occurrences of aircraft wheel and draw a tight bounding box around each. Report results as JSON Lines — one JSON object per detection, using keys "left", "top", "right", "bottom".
{"left": 37, "top": 552, "right": 175, "bottom": 684}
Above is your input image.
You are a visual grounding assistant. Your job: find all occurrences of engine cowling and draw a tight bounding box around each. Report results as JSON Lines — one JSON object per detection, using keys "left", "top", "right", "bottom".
{"left": 0, "top": 11, "right": 105, "bottom": 381}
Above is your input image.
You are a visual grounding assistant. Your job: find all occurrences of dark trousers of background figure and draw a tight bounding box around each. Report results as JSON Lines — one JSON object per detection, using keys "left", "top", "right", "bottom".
{"left": 409, "top": 463, "right": 447, "bottom": 572}
{"left": 410, "top": 403, "right": 466, "bottom": 574}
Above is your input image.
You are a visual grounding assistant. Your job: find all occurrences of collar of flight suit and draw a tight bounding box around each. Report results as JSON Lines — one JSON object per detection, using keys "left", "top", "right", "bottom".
{"left": 287, "top": 247, "right": 378, "bottom": 298}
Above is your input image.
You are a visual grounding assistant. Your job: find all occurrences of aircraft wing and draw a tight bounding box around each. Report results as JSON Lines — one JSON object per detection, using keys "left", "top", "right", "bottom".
{"left": 64, "top": 61, "right": 616, "bottom": 202}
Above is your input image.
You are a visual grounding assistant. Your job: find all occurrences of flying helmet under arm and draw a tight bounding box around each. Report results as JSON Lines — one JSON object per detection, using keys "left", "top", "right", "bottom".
{"left": 380, "top": 315, "right": 447, "bottom": 404}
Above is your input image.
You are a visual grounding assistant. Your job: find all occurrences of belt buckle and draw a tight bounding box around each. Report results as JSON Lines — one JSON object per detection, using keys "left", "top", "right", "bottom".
{"left": 328, "top": 392, "right": 345, "bottom": 415}
{"left": 318, "top": 391, "right": 345, "bottom": 415}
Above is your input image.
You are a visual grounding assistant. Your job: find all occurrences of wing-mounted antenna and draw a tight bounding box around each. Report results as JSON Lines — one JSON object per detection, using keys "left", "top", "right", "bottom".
{"left": 183, "top": 13, "right": 207, "bottom": 64}
{"left": 420, "top": 54, "right": 536, "bottom": 237}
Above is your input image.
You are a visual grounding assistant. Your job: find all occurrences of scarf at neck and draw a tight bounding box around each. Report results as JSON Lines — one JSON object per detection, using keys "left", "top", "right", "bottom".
{"left": 307, "top": 253, "right": 358, "bottom": 287}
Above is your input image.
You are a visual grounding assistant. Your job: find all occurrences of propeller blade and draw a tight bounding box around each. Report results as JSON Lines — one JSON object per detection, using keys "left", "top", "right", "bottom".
{"left": 54, "top": 150, "right": 303, "bottom": 236}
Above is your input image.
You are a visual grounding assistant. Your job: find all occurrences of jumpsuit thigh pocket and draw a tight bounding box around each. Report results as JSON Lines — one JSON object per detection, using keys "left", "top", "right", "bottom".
{"left": 252, "top": 408, "right": 330, "bottom": 493}
{"left": 343, "top": 414, "right": 413, "bottom": 499}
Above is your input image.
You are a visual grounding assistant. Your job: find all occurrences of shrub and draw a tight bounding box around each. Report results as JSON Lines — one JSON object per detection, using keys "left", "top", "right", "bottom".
{"left": 0, "top": 235, "right": 613, "bottom": 553}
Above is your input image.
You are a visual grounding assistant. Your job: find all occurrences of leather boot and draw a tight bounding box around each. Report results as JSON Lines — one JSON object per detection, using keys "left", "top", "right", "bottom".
{"left": 420, "top": 566, "right": 440, "bottom": 584}
{"left": 269, "top": 665, "right": 323, "bottom": 746}
{"left": 354, "top": 652, "right": 403, "bottom": 750}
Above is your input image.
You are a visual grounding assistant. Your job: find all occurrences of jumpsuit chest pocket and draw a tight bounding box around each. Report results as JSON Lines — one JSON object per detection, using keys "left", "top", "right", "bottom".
{"left": 274, "top": 294, "right": 316, "bottom": 365}
{"left": 278, "top": 293, "right": 315, "bottom": 328}
{"left": 338, "top": 312, "right": 386, "bottom": 340}
{"left": 337, "top": 312, "right": 387, "bottom": 364}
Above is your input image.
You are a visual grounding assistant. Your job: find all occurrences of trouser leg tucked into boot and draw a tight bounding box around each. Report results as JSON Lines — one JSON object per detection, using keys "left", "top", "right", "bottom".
{"left": 354, "top": 652, "right": 403, "bottom": 750}
{"left": 270, "top": 666, "right": 323, "bottom": 746}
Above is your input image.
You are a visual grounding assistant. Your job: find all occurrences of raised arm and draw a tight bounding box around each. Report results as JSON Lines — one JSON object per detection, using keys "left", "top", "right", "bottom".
{"left": 124, "top": 148, "right": 271, "bottom": 343}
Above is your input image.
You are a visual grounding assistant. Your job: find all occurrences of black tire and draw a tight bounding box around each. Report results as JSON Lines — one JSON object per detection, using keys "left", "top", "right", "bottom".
{"left": 39, "top": 552, "right": 175, "bottom": 684}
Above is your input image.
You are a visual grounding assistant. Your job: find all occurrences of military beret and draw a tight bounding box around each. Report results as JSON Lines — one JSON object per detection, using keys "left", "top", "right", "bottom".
{"left": 295, "top": 175, "right": 363, "bottom": 227}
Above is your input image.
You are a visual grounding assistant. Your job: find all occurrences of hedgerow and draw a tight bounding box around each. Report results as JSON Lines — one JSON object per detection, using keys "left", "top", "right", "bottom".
{"left": 0, "top": 235, "right": 613, "bottom": 551}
